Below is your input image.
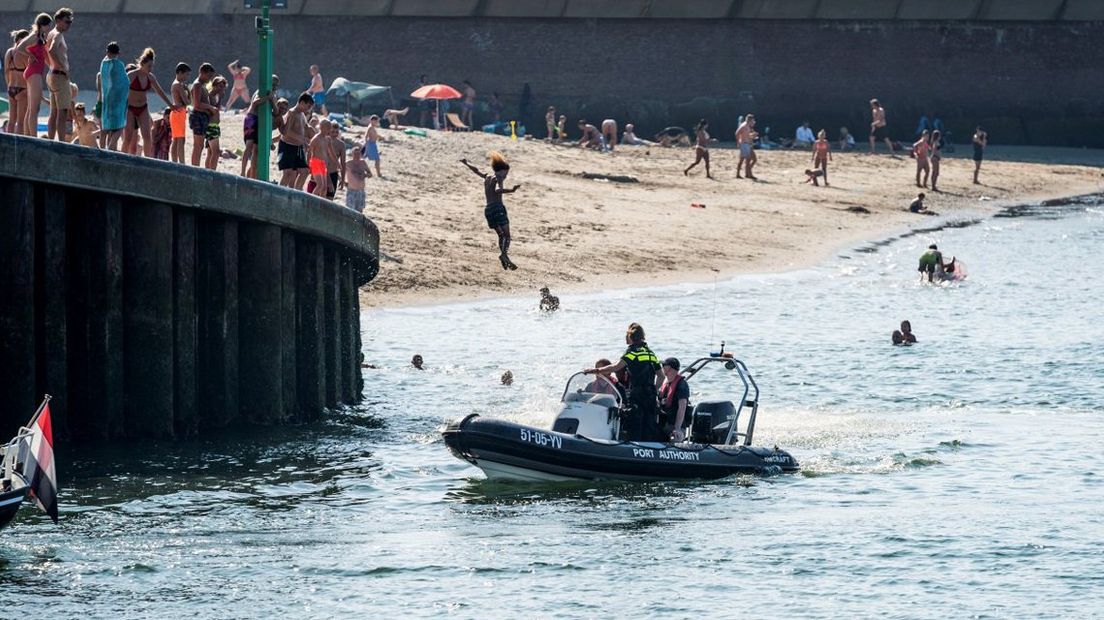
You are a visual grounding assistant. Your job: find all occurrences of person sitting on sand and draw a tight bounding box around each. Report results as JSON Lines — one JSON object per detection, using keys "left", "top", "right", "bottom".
{"left": 461, "top": 152, "right": 522, "bottom": 270}
{"left": 794, "top": 121, "right": 815, "bottom": 148}
{"left": 576, "top": 119, "right": 604, "bottom": 151}
{"left": 839, "top": 126, "right": 856, "bottom": 151}
{"left": 621, "top": 123, "right": 654, "bottom": 146}
{"left": 909, "top": 193, "right": 927, "bottom": 213}
{"left": 411, "top": 354, "right": 424, "bottom": 370}
{"left": 601, "top": 118, "right": 618, "bottom": 151}
{"left": 382, "top": 106, "right": 408, "bottom": 129}
{"left": 539, "top": 287, "right": 560, "bottom": 312}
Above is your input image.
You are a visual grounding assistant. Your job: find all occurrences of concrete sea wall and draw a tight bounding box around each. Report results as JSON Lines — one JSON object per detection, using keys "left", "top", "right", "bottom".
{"left": 2, "top": 3, "right": 1102, "bottom": 145}
{"left": 0, "top": 134, "right": 378, "bottom": 442}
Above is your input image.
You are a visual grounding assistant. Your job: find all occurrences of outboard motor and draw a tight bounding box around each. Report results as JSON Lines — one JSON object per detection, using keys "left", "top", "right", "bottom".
{"left": 690, "top": 400, "right": 737, "bottom": 444}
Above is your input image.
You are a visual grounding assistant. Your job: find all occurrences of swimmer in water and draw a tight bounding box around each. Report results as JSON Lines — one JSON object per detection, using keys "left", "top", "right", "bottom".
{"left": 461, "top": 151, "right": 522, "bottom": 270}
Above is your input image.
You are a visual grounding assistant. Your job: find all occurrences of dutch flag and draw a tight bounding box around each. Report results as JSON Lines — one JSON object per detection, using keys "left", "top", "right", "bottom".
{"left": 19, "top": 400, "right": 58, "bottom": 523}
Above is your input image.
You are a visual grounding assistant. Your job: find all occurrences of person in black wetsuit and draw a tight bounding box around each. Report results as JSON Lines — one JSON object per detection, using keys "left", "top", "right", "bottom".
{"left": 585, "top": 323, "right": 663, "bottom": 442}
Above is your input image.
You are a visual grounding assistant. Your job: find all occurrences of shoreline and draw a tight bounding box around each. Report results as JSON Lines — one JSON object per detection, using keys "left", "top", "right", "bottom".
{"left": 358, "top": 186, "right": 1102, "bottom": 310}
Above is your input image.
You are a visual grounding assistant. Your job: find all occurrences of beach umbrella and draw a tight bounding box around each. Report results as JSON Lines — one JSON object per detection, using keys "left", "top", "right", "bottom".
{"left": 410, "top": 84, "right": 462, "bottom": 128}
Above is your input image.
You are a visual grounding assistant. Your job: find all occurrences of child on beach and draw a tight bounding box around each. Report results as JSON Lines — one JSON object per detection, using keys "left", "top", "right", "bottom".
{"left": 545, "top": 106, "right": 556, "bottom": 141}
{"left": 461, "top": 151, "right": 522, "bottom": 270}
{"left": 363, "top": 115, "right": 382, "bottom": 178}
{"left": 70, "top": 104, "right": 99, "bottom": 147}
{"left": 204, "top": 76, "right": 227, "bottom": 170}
{"left": 812, "top": 129, "right": 831, "bottom": 185}
{"left": 556, "top": 115, "right": 567, "bottom": 143}
{"left": 912, "top": 130, "right": 931, "bottom": 188}
{"left": 170, "top": 62, "right": 191, "bottom": 164}
{"left": 345, "top": 144, "right": 370, "bottom": 213}
{"left": 803, "top": 168, "right": 825, "bottom": 186}
{"left": 308, "top": 118, "right": 332, "bottom": 197}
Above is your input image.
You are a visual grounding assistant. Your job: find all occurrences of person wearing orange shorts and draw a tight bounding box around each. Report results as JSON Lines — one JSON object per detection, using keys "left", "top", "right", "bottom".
{"left": 307, "top": 118, "right": 332, "bottom": 197}
{"left": 169, "top": 62, "right": 191, "bottom": 164}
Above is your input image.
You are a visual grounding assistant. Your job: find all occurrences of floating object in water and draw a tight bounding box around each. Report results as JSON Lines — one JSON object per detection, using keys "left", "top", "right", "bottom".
{"left": 442, "top": 356, "right": 799, "bottom": 481}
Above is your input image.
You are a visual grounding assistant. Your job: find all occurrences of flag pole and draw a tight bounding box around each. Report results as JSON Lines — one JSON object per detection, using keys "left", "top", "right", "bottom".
{"left": 22, "top": 394, "right": 51, "bottom": 431}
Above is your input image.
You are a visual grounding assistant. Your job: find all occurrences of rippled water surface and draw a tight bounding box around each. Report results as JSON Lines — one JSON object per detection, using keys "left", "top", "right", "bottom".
{"left": 4, "top": 197, "right": 1104, "bottom": 618}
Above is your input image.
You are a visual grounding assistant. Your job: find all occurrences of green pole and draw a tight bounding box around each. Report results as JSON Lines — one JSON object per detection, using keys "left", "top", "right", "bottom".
{"left": 256, "top": 1, "right": 273, "bottom": 182}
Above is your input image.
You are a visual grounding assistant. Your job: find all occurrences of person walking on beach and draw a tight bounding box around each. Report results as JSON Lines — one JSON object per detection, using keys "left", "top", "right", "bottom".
{"left": 869, "top": 98, "right": 893, "bottom": 154}
{"left": 461, "top": 152, "right": 522, "bottom": 270}
{"left": 4, "top": 29, "right": 30, "bottom": 136}
{"left": 124, "top": 48, "right": 175, "bottom": 158}
{"left": 364, "top": 114, "right": 382, "bottom": 178}
{"left": 44, "top": 7, "right": 74, "bottom": 142}
{"left": 277, "top": 93, "right": 313, "bottom": 188}
{"left": 15, "top": 12, "right": 52, "bottom": 137}
{"left": 812, "top": 129, "right": 832, "bottom": 186}
{"left": 584, "top": 323, "right": 663, "bottom": 442}
{"left": 912, "top": 129, "right": 931, "bottom": 188}
{"left": 930, "top": 130, "right": 943, "bottom": 192}
{"left": 189, "top": 63, "right": 217, "bottom": 166}
{"left": 972, "top": 126, "right": 988, "bottom": 184}
{"left": 308, "top": 64, "right": 326, "bottom": 115}
{"left": 97, "top": 41, "right": 127, "bottom": 150}
{"left": 169, "top": 62, "right": 191, "bottom": 164}
{"left": 223, "top": 60, "right": 251, "bottom": 111}
{"left": 683, "top": 119, "right": 713, "bottom": 178}
{"left": 735, "top": 114, "right": 758, "bottom": 179}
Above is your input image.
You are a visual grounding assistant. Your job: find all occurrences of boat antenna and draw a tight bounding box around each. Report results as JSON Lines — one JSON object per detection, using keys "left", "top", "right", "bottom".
{"left": 709, "top": 268, "right": 719, "bottom": 350}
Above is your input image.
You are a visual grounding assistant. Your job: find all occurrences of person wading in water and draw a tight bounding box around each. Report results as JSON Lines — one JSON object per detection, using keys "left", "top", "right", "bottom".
{"left": 461, "top": 151, "right": 522, "bottom": 270}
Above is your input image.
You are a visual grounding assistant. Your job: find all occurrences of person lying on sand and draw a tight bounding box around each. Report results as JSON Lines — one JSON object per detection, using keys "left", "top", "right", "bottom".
{"left": 621, "top": 123, "right": 655, "bottom": 146}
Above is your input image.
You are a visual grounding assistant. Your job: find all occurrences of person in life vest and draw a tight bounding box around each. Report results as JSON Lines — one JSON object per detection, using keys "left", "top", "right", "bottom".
{"left": 658, "top": 357, "right": 691, "bottom": 442}
{"left": 585, "top": 323, "right": 663, "bottom": 442}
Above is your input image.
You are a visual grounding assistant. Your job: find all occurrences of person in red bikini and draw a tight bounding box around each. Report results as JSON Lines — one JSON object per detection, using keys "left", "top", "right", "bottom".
{"left": 4, "top": 29, "right": 30, "bottom": 135}
{"left": 812, "top": 129, "right": 832, "bottom": 186}
{"left": 14, "top": 13, "right": 52, "bottom": 137}
{"left": 123, "top": 48, "right": 174, "bottom": 158}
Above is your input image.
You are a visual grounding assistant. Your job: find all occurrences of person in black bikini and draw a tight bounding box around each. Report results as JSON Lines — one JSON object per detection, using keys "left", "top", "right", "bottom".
{"left": 124, "top": 47, "right": 174, "bottom": 158}
{"left": 4, "top": 30, "right": 30, "bottom": 135}
{"left": 461, "top": 151, "right": 522, "bottom": 270}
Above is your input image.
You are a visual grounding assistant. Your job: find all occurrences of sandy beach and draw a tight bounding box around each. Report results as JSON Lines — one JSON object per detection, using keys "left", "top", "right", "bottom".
{"left": 208, "top": 118, "right": 1101, "bottom": 307}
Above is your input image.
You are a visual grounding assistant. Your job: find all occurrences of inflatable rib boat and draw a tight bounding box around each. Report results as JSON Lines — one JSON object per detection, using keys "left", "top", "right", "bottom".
{"left": 442, "top": 356, "right": 798, "bottom": 482}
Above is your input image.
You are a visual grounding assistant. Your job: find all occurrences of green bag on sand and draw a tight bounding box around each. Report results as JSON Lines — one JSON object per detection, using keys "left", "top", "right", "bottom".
{"left": 403, "top": 128, "right": 427, "bottom": 137}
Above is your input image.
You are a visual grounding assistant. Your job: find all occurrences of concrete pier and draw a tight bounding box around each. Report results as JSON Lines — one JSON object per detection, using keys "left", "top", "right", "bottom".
{"left": 0, "top": 134, "right": 378, "bottom": 442}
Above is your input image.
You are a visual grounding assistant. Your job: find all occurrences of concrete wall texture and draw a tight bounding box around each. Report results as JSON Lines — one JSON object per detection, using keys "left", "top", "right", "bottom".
{"left": 1, "top": 10, "right": 1102, "bottom": 145}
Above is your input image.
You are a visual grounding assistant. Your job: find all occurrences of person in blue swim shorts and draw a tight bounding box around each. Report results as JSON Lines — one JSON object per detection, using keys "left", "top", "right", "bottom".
{"left": 362, "top": 114, "right": 382, "bottom": 177}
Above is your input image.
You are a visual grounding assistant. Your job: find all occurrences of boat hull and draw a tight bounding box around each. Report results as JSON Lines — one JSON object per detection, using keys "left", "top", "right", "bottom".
{"left": 442, "top": 414, "right": 799, "bottom": 482}
{"left": 0, "top": 486, "right": 29, "bottom": 531}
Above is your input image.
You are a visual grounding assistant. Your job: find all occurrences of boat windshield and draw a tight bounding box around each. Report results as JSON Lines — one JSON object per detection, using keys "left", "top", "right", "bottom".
{"left": 560, "top": 372, "right": 622, "bottom": 408}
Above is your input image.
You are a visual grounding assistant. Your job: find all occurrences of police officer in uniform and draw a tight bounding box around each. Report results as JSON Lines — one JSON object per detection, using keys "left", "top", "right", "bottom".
{"left": 585, "top": 322, "right": 663, "bottom": 441}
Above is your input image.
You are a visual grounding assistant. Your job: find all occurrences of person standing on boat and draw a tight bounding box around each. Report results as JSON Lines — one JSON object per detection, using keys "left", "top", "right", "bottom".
{"left": 585, "top": 323, "right": 663, "bottom": 442}
{"left": 659, "top": 358, "right": 690, "bottom": 442}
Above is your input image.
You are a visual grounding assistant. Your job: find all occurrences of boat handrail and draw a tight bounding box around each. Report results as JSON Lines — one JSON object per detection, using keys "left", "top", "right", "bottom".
{"left": 560, "top": 372, "right": 622, "bottom": 409}
{"left": 680, "top": 357, "right": 760, "bottom": 446}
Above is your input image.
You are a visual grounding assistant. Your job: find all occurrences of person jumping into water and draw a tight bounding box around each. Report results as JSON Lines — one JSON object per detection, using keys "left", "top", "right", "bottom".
{"left": 461, "top": 151, "right": 522, "bottom": 270}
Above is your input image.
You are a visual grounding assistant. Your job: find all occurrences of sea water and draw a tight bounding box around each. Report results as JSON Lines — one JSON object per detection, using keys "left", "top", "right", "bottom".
{"left": 2, "top": 197, "right": 1102, "bottom": 618}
